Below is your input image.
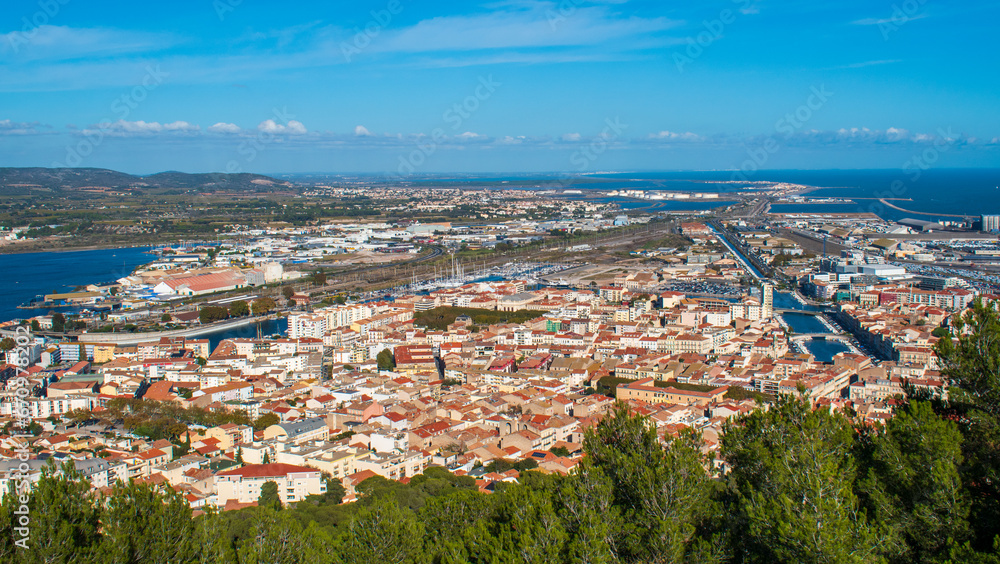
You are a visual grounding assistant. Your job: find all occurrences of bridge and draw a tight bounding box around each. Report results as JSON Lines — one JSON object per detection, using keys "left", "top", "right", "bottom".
{"left": 788, "top": 333, "right": 851, "bottom": 342}
{"left": 773, "top": 308, "right": 828, "bottom": 316}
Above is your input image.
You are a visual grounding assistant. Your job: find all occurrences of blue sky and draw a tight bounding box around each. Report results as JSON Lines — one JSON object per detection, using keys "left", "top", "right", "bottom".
{"left": 1, "top": 0, "right": 998, "bottom": 175}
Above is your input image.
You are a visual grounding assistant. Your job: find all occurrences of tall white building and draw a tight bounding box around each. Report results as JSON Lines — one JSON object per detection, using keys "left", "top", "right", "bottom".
{"left": 983, "top": 214, "right": 1000, "bottom": 232}
{"left": 762, "top": 283, "right": 773, "bottom": 318}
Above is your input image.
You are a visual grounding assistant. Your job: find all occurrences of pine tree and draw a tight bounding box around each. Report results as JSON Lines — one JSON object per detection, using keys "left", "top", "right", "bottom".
{"left": 99, "top": 481, "right": 196, "bottom": 564}
{"left": 722, "top": 394, "right": 886, "bottom": 563}
{"left": 258, "top": 481, "right": 281, "bottom": 511}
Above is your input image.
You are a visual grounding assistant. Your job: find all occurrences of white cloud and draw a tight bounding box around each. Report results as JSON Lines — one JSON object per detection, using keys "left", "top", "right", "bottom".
{"left": 457, "top": 131, "right": 487, "bottom": 140}
{"left": 852, "top": 14, "right": 929, "bottom": 26}
{"left": 354, "top": 125, "right": 372, "bottom": 137}
{"left": 0, "top": 25, "right": 181, "bottom": 62}
{"left": 208, "top": 122, "right": 242, "bottom": 134}
{"left": 374, "top": 3, "right": 680, "bottom": 54}
{"left": 561, "top": 133, "right": 582, "bottom": 142}
{"left": 0, "top": 119, "right": 48, "bottom": 135}
{"left": 257, "top": 119, "right": 307, "bottom": 135}
{"left": 78, "top": 119, "right": 198, "bottom": 137}
{"left": 496, "top": 136, "right": 526, "bottom": 145}
{"left": 648, "top": 130, "right": 702, "bottom": 142}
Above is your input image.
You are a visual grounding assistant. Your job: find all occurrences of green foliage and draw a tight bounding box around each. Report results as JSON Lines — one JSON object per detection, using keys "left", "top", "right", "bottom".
{"left": 857, "top": 400, "right": 969, "bottom": 562}
{"left": 549, "top": 446, "right": 571, "bottom": 457}
{"left": 199, "top": 306, "right": 230, "bottom": 324}
{"left": 935, "top": 298, "right": 1000, "bottom": 552}
{"left": 52, "top": 312, "right": 65, "bottom": 332}
{"left": 485, "top": 458, "right": 538, "bottom": 474}
{"left": 342, "top": 496, "right": 424, "bottom": 564}
{"left": 252, "top": 412, "right": 280, "bottom": 431}
{"left": 376, "top": 348, "right": 395, "bottom": 371}
{"left": 414, "top": 306, "right": 542, "bottom": 331}
{"left": 228, "top": 300, "right": 250, "bottom": 317}
{"left": 103, "top": 398, "right": 250, "bottom": 440}
{"left": 585, "top": 402, "right": 719, "bottom": 562}
{"left": 722, "top": 394, "right": 884, "bottom": 563}
{"left": 99, "top": 481, "right": 197, "bottom": 563}
{"left": 251, "top": 297, "right": 277, "bottom": 315}
{"left": 258, "top": 481, "right": 282, "bottom": 511}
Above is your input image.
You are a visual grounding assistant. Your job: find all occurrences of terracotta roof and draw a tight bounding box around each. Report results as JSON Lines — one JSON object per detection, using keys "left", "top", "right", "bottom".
{"left": 216, "top": 463, "right": 317, "bottom": 478}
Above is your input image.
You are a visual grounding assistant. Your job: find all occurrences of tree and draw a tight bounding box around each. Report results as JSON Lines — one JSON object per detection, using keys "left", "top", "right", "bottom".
{"left": 857, "top": 400, "right": 969, "bottom": 562}
{"left": 550, "top": 446, "right": 571, "bottom": 457}
{"left": 324, "top": 477, "right": 346, "bottom": 505}
{"left": 721, "top": 394, "right": 884, "bottom": 563}
{"left": 935, "top": 298, "right": 1000, "bottom": 551}
{"left": 109, "top": 286, "right": 119, "bottom": 296}
{"left": 99, "top": 481, "right": 196, "bottom": 563}
{"left": 258, "top": 481, "right": 282, "bottom": 511}
{"left": 236, "top": 507, "right": 332, "bottom": 564}
{"left": 51, "top": 312, "right": 65, "bottom": 332}
{"left": 313, "top": 273, "right": 327, "bottom": 286}
{"left": 199, "top": 306, "right": 229, "bottom": 324}
{"left": 0, "top": 337, "right": 14, "bottom": 352}
{"left": 161, "top": 313, "right": 172, "bottom": 323}
{"left": 3, "top": 462, "right": 100, "bottom": 562}
{"left": 30, "top": 320, "right": 40, "bottom": 332}
{"left": 229, "top": 300, "right": 250, "bottom": 317}
{"left": 583, "top": 402, "right": 719, "bottom": 562}
{"left": 253, "top": 413, "right": 280, "bottom": 432}
{"left": 341, "top": 495, "right": 424, "bottom": 564}
{"left": 235, "top": 447, "right": 244, "bottom": 464}
{"left": 376, "top": 349, "right": 395, "bottom": 372}
{"left": 251, "top": 297, "right": 276, "bottom": 315}
{"left": 282, "top": 286, "right": 295, "bottom": 300}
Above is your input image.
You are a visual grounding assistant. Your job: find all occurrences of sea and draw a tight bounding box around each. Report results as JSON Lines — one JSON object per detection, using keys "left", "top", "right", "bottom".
{"left": 0, "top": 246, "right": 156, "bottom": 323}
{"left": 387, "top": 169, "right": 1000, "bottom": 222}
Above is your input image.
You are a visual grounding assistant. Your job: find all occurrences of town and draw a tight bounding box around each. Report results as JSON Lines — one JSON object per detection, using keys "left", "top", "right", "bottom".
{"left": 2, "top": 207, "right": 993, "bottom": 512}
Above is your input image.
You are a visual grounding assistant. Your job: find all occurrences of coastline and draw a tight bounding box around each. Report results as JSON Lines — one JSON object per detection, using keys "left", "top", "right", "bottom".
{"left": 0, "top": 242, "right": 160, "bottom": 256}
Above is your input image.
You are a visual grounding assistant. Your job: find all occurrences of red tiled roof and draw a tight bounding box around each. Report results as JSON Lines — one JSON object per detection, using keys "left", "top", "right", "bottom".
{"left": 216, "top": 463, "right": 317, "bottom": 478}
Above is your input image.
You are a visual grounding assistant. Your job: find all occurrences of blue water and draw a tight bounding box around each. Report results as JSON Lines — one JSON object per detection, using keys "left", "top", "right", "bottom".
{"left": 591, "top": 169, "right": 1000, "bottom": 221}
{"left": 782, "top": 312, "right": 830, "bottom": 334}
{"left": 0, "top": 247, "right": 156, "bottom": 322}
{"left": 203, "top": 317, "right": 288, "bottom": 350}
{"left": 805, "top": 339, "right": 851, "bottom": 364}
{"left": 772, "top": 292, "right": 818, "bottom": 311}
{"left": 374, "top": 169, "right": 1000, "bottom": 221}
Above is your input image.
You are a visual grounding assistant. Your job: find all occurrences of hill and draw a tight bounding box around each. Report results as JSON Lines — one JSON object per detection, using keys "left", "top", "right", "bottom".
{"left": 0, "top": 167, "right": 293, "bottom": 194}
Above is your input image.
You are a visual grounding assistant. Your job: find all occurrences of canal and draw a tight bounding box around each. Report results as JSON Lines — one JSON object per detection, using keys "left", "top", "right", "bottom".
{"left": 775, "top": 294, "right": 852, "bottom": 363}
